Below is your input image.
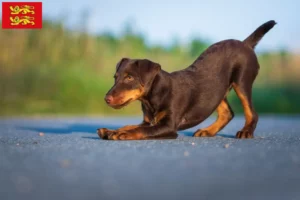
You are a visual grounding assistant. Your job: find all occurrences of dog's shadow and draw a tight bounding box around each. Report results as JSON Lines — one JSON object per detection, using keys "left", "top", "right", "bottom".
{"left": 18, "top": 123, "right": 235, "bottom": 139}
{"left": 18, "top": 123, "right": 120, "bottom": 140}
{"left": 180, "top": 131, "right": 235, "bottom": 138}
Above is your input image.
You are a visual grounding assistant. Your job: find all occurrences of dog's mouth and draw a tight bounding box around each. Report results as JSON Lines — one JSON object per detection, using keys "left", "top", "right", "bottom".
{"left": 110, "top": 98, "right": 133, "bottom": 109}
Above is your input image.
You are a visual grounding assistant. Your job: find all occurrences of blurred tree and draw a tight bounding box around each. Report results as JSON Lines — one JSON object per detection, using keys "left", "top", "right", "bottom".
{"left": 279, "top": 48, "right": 288, "bottom": 68}
{"left": 98, "top": 32, "right": 119, "bottom": 52}
{"left": 168, "top": 37, "right": 182, "bottom": 54}
{"left": 120, "top": 19, "right": 147, "bottom": 56}
{"left": 0, "top": 19, "right": 299, "bottom": 115}
{"left": 189, "top": 38, "right": 208, "bottom": 58}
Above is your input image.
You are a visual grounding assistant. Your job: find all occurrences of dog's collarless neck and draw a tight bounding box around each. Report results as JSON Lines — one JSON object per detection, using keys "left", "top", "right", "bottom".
{"left": 140, "top": 70, "right": 172, "bottom": 114}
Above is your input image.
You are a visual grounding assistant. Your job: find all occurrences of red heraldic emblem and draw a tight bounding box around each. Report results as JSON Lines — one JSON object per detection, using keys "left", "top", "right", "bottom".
{"left": 2, "top": 2, "right": 42, "bottom": 29}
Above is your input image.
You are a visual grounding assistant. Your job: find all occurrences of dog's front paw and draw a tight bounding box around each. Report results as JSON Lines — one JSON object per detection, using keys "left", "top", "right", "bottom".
{"left": 193, "top": 129, "right": 214, "bottom": 137}
{"left": 97, "top": 128, "right": 116, "bottom": 139}
{"left": 107, "top": 131, "right": 126, "bottom": 140}
{"left": 236, "top": 130, "right": 254, "bottom": 139}
{"left": 107, "top": 131, "right": 144, "bottom": 140}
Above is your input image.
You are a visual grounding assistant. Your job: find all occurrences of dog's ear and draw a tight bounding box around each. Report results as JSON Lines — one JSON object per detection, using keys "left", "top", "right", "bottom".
{"left": 116, "top": 58, "right": 129, "bottom": 72}
{"left": 136, "top": 59, "right": 161, "bottom": 87}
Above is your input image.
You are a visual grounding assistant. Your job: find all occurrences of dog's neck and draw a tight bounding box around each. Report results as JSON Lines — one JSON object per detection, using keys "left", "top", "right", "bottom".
{"left": 140, "top": 70, "right": 172, "bottom": 113}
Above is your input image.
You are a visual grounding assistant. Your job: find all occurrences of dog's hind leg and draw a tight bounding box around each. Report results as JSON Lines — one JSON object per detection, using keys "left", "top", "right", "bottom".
{"left": 193, "top": 98, "right": 234, "bottom": 137}
{"left": 232, "top": 82, "right": 258, "bottom": 138}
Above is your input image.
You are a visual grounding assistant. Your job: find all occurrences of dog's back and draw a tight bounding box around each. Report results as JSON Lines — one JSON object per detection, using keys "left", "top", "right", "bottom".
{"left": 174, "top": 20, "right": 277, "bottom": 111}
{"left": 188, "top": 20, "right": 276, "bottom": 72}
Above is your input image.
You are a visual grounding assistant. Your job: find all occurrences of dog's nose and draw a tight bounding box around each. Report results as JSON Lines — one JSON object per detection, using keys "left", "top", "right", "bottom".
{"left": 105, "top": 95, "right": 113, "bottom": 104}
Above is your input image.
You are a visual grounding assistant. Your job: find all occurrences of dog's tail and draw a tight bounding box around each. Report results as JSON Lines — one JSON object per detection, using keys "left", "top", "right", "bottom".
{"left": 243, "top": 20, "right": 276, "bottom": 49}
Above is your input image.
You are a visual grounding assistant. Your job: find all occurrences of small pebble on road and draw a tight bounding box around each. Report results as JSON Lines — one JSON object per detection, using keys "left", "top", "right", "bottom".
{"left": 60, "top": 159, "right": 71, "bottom": 168}
{"left": 184, "top": 151, "right": 190, "bottom": 156}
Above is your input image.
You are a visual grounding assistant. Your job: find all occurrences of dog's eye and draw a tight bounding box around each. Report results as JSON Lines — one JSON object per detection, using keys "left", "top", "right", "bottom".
{"left": 125, "top": 75, "right": 133, "bottom": 81}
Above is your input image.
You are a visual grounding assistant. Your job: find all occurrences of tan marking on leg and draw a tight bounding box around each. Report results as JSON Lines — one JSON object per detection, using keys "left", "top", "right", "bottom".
{"left": 205, "top": 99, "right": 233, "bottom": 133}
{"left": 144, "top": 115, "right": 151, "bottom": 124}
{"left": 194, "top": 98, "right": 233, "bottom": 137}
{"left": 118, "top": 132, "right": 145, "bottom": 140}
{"left": 232, "top": 83, "right": 258, "bottom": 139}
{"left": 153, "top": 111, "right": 167, "bottom": 125}
{"left": 232, "top": 83, "right": 253, "bottom": 127}
{"left": 117, "top": 125, "right": 139, "bottom": 131}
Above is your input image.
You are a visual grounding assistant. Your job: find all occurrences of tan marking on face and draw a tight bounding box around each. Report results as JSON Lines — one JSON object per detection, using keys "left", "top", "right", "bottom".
{"left": 118, "top": 87, "right": 145, "bottom": 103}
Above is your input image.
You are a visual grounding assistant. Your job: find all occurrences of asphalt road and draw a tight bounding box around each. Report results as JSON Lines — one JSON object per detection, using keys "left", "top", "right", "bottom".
{"left": 0, "top": 116, "right": 300, "bottom": 200}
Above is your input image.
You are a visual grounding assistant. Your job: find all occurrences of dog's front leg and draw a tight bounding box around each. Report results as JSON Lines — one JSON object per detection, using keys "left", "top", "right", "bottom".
{"left": 97, "top": 121, "right": 150, "bottom": 139}
{"left": 97, "top": 125, "right": 140, "bottom": 140}
{"left": 107, "top": 123, "right": 178, "bottom": 140}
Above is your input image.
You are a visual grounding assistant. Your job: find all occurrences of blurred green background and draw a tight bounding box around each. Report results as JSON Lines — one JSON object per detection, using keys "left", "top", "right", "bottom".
{"left": 0, "top": 1, "right": 299, "bottom": 116}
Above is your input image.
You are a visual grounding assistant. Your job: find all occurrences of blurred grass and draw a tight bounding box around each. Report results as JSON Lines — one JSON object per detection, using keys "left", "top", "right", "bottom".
{"left": 0, "top": 20, "right": 299, "bottom": 116}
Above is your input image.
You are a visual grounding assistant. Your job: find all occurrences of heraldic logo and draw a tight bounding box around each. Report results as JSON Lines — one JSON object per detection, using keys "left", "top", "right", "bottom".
{"left": 2, "top": 2, "right": 42, "bottom": 29}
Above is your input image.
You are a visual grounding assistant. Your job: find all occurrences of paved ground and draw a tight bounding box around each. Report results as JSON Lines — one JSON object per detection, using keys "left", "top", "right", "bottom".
{"left": 0, "top": 116, "right": 300, "bottom": 200}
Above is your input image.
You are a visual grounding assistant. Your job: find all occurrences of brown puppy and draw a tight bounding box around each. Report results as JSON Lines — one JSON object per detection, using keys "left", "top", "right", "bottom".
{"left": 98, "top": 20, "right": 276, "bottom": 140}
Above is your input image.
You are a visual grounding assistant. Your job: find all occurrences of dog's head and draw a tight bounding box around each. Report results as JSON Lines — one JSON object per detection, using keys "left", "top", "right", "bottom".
{"left": 105, "top": 58, "right": 161, "bottom": 109}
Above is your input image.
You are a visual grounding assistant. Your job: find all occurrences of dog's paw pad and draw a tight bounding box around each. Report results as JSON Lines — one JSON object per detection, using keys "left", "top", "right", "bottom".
{"left": 97, "top": 128, "right": 113, "bottom": 139}
{"left": 236, "top": 130, "right": 253, "bottom": 139}
{"left": 193, "top": 129, "right": 214, "bottom": 137}
{"left": 106, "top": 131, "right": 119, "bottom": 140}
